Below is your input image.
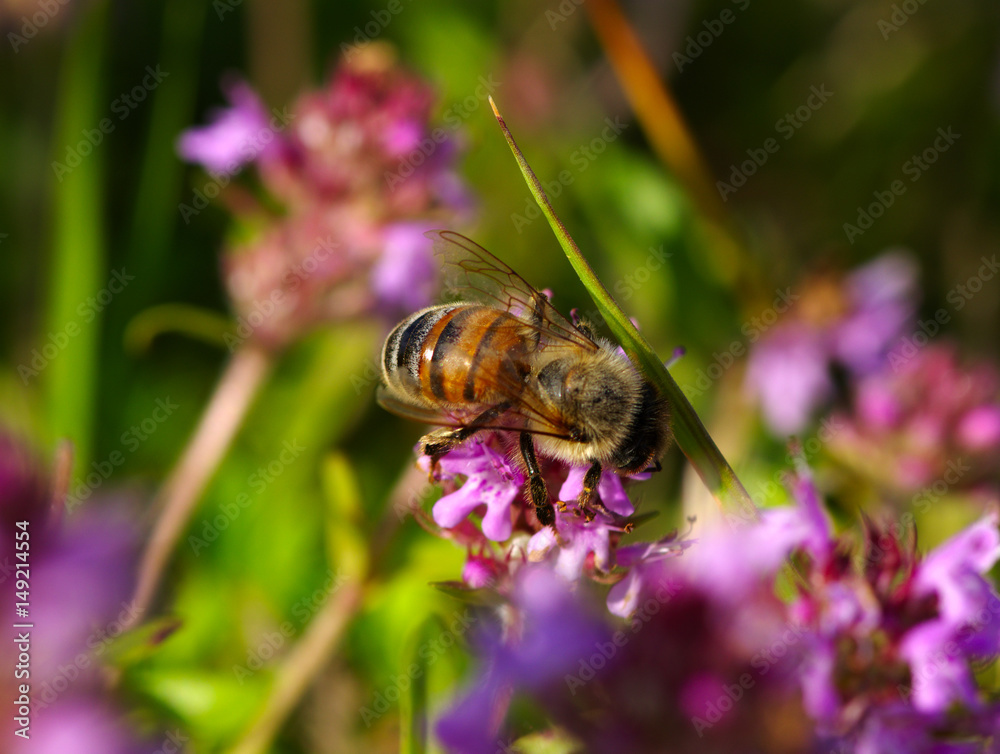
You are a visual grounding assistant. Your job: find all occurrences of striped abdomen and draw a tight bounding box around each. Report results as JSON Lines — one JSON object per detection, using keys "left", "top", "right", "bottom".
{"left": 381, "top": 304, "right": 530, "bottom": 407}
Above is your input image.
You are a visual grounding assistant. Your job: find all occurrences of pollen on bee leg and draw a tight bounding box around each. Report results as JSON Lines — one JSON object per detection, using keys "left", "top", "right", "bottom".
{"left": 425, "top": 459, "right": 440, "bottom": 483}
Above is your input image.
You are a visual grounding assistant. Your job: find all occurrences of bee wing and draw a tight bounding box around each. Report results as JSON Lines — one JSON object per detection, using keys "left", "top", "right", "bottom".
{"left": 376, "top": 386, "right": 478, "bottom": 428}
{"left": 377, "top": 371, "right": 575, "bottom": 441}
{"left": 426, "top": 230, "right": 599, "bottom": 353}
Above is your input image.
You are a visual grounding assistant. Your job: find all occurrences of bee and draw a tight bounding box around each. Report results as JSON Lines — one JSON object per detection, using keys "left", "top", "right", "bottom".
{"left": 378, "top": 230, "right": 671, "bottom": 527}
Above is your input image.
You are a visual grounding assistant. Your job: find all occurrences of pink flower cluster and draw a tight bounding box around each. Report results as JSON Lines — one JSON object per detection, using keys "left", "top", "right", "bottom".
{"left": 178, "top": 54, "right": 472, "bottom": 350}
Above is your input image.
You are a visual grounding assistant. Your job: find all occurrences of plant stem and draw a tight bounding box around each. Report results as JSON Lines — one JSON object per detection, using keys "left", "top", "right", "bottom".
{"left": 126, "top": 343, "right": 273, "bottom": 629}
{"left": 586, "top": 0, "right": 724, "bottom": 226}
{"left": 228, "top": 580, "right": 365, "bottom": 754}
{"left": 583, "top": 0, "right": 756, "bottom": 296}
{"left": 489, "top": 98, "right": 757, "bottom": 522}
{"left": 227, "top": 457, "right": 418, "bottom": 753}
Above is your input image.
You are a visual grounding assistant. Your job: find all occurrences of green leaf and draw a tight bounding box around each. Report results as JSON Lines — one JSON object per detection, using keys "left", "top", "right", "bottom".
{"left": 103, "top": 616, "right": 184, "bottom": 668}
{"left": 137, "top": 669, "right": 267, "bottom": 744}
{"left": 430, "top": 581, "right": 506, "bottom": 608}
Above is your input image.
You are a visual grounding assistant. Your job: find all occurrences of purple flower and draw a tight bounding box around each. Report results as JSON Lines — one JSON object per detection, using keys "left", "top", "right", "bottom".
{"left": 524, "top": 466, "right": 652, "bottom": 582}
{"left": 177, "top": 79, "right": 273, "bottom": 174}
{"left": 425, "top": 438, "right": 525, "bottom": 542}
{"left": 26, "top": 701, "right": 140, "bottom": 754}
{"left": 606, "top": 535, "right": 691, "bottom": 617}
{"left": 527, "top": 507, "right": 615, "bottom": 581}
{"left": 541, "top": 555, "right": 801, "bottom": 754}
{"left": 779, "top": 467, "right": 1000, "bottom": 748}
{"left": 180, "top": 55, "right": 472, "bottom": 349}
{"left": 1, "top": 434, "right": 145, "bottom": 753}
{"left": 833, "top": 251, "right": 920, "bottom": 374}
{"left": 0, "top": 432, "right": 49, "bottom": 551}
{"left": 745, "top": 324, "right": 834, "bottom": 435}
{"left": 745, "top": 251, "right": 918, "bottom": 435}
{"left": 899, "top": 511, "right": 1000, "bottom": 713}
{"left": 30, "top": 507, "right": 137, "bottom": 681}
{"left": 558, "top": 465, "right": 641, "bottom": 517}
{"left": 462, "top": 552, "right": 501, "bottom": 589}
{"left": 436, "top": 567, "right": 607, "bottom": 754}
{"left": 370, "top": 222, "right": 437, "bottom": 314}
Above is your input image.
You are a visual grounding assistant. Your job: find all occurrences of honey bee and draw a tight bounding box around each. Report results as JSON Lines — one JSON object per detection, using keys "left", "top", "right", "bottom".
{"left": 378, "top": 230, "right": 671, "bottom": 527}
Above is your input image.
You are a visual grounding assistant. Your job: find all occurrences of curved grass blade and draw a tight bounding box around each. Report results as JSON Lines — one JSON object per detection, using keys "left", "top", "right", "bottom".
{"left": 488, "top": 97, "right": 757, "bottom": 522}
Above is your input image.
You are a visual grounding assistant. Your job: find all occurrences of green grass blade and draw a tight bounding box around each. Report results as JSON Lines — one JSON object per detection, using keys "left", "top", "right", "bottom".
{"left": 45, "top": 1, "right": 109, "bottom": 477}
{"left": 488, "top": 97, "right": 756, "bottom": 521}
{"left": 400, "top": 615, "right": 448, "bottom": 754}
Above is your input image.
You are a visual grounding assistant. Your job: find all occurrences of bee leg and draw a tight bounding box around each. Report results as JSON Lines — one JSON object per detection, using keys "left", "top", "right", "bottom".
{"left": 527, "top": 290, "right": 550, "bottom": 350}
{"left": 578, "top": 461, "right": 614, "bottom": 522}
{"left": 644, "top": 459, "right": 663, "bottom": 473}
{"left": 574, "top": 320, "right": 597, "bottom": 341}
{"left": 420, "top": 403, "right": 512, "bottom": 479}
{"left": 420, "top": 402, "right": 512, "bottom": 455}
{"left": 519, "top": 432, "right": 555, "bottom": 527}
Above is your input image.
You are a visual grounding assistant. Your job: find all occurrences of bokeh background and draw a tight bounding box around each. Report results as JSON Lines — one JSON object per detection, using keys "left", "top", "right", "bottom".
{"left": 1, "top": 0, "right": 999, "bottom": 751}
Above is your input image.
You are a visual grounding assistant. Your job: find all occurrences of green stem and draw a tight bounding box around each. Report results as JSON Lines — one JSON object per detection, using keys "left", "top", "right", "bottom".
{"left": 123, "top": 303, "right": 234, "bottom": 353}
{"left": 46, "top": 1, "right": 108, "bottom": 477}
{"left": 489, "top": 98, "right": 757, "bottom": 522}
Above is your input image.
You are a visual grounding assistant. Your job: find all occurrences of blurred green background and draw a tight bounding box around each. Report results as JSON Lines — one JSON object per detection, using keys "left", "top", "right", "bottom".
{"left": 1, "top": 0, "right": 999, "bottom": 751}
